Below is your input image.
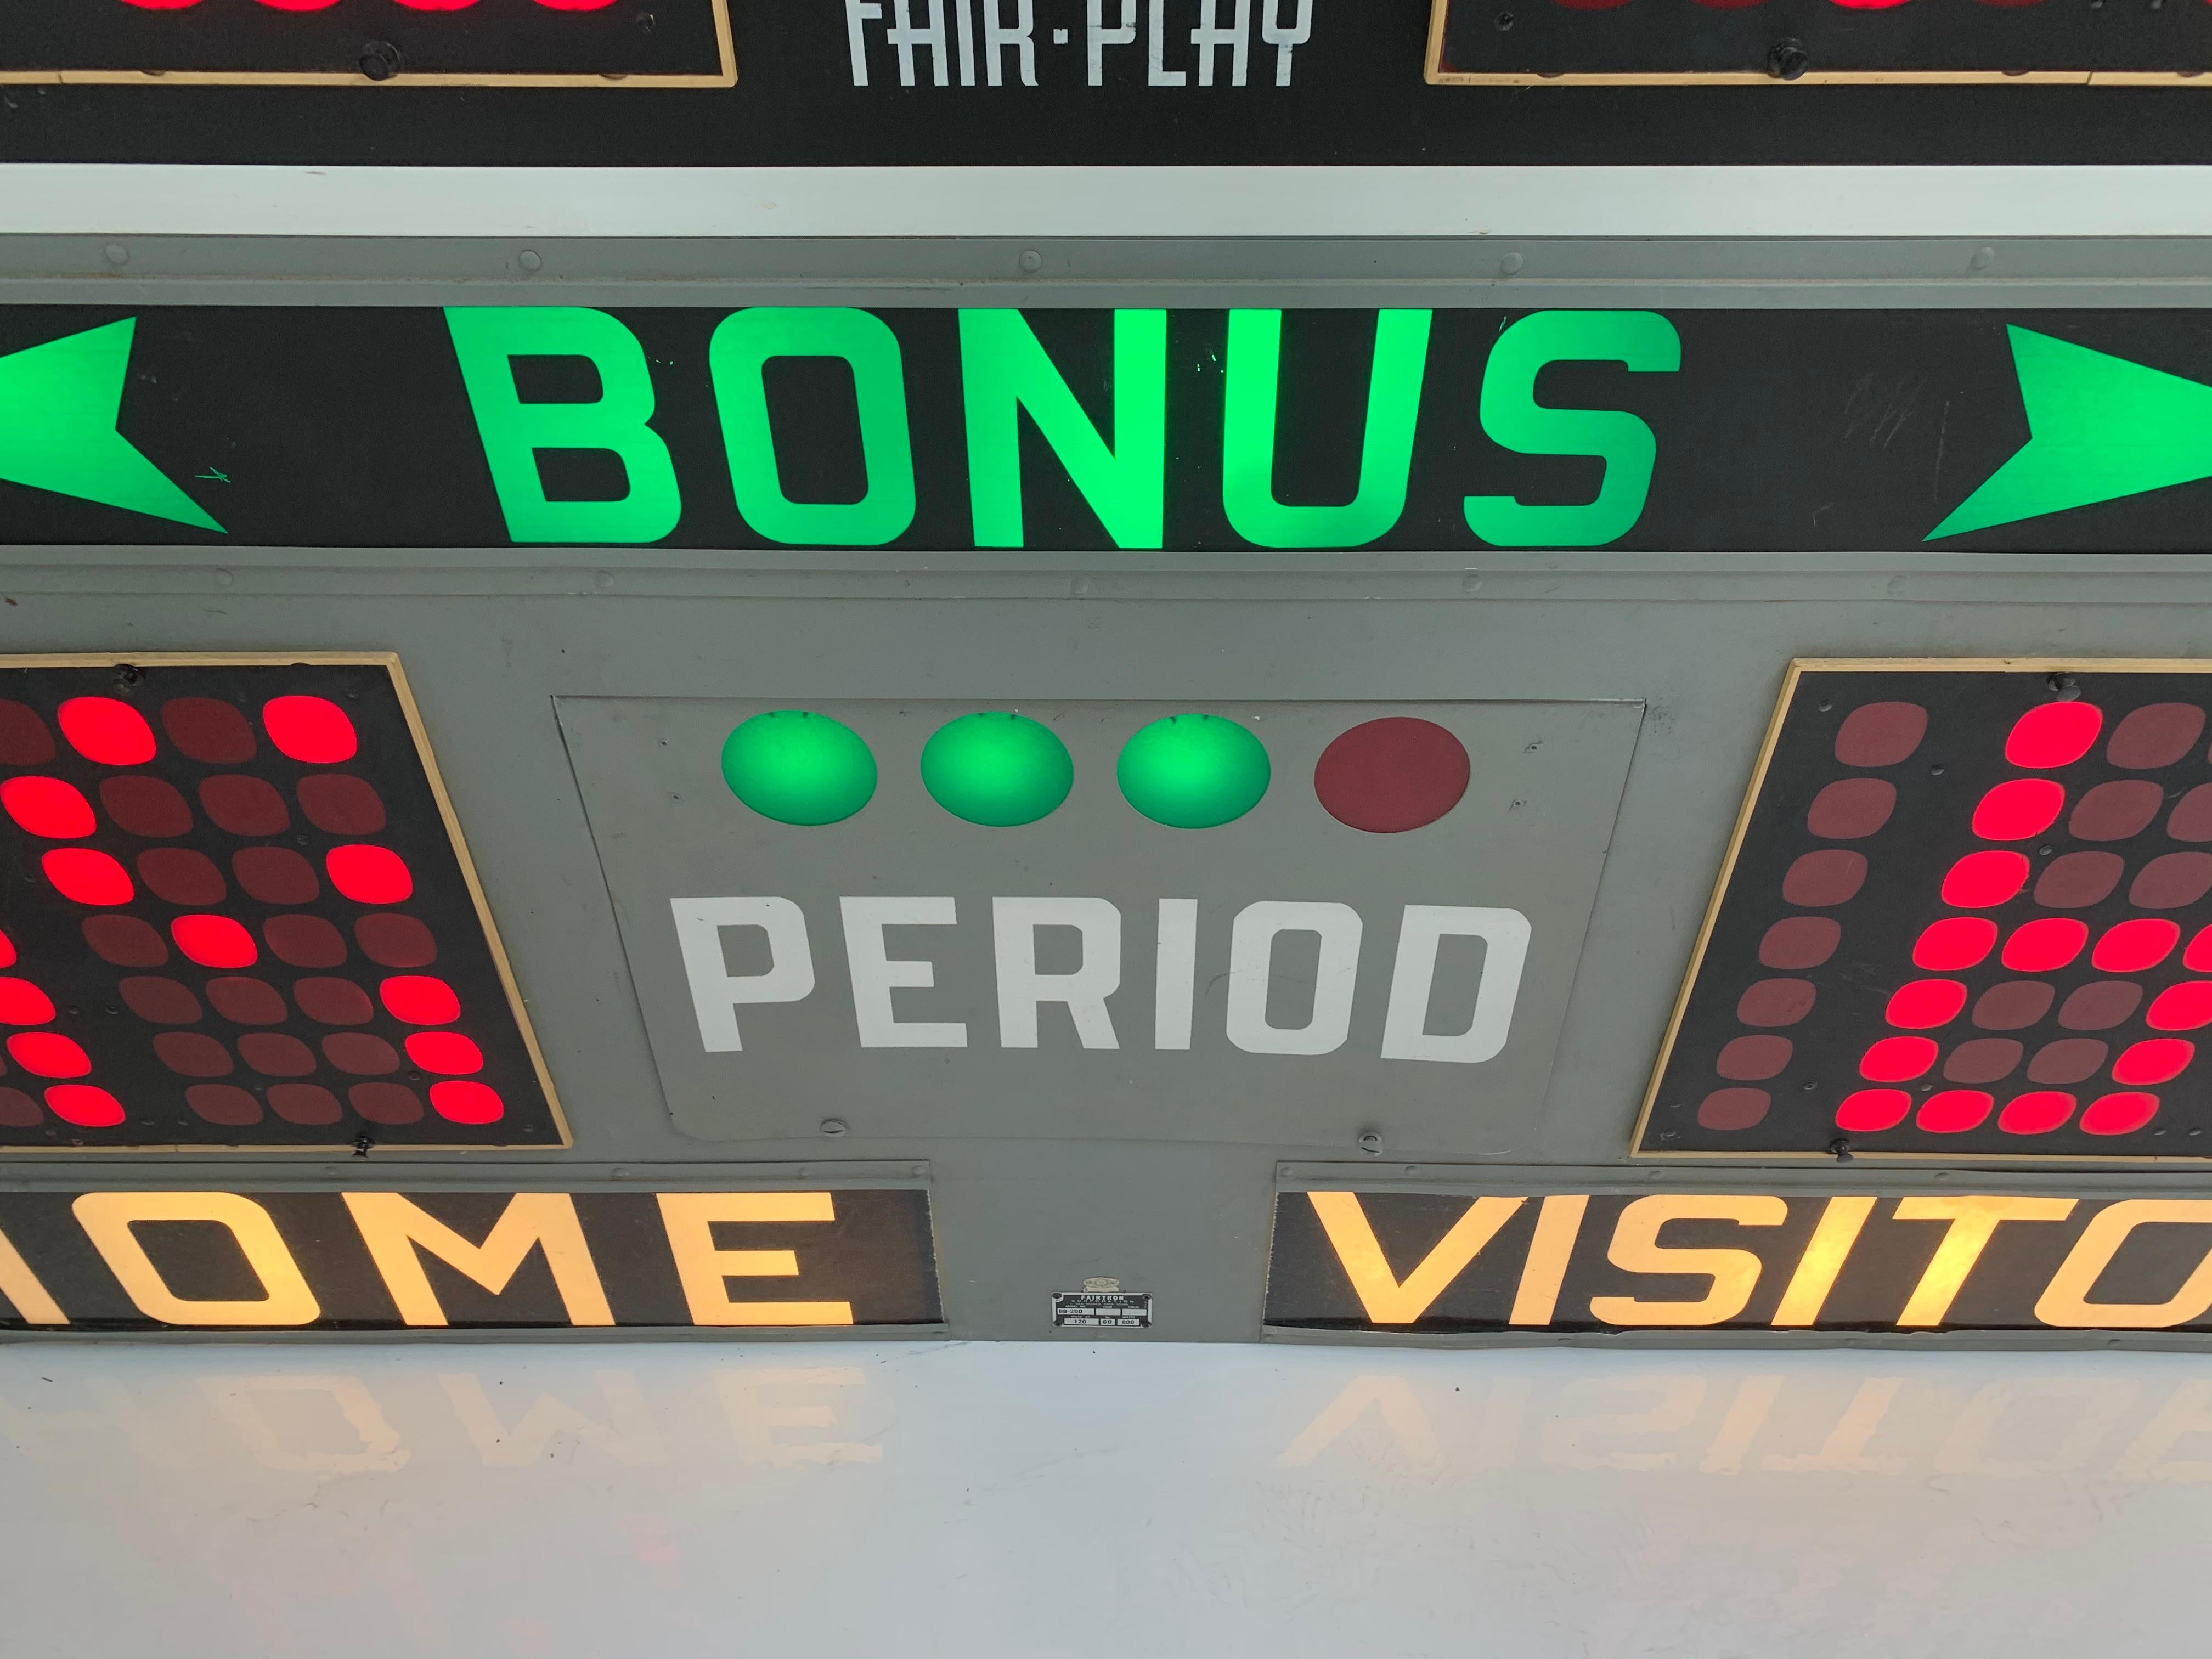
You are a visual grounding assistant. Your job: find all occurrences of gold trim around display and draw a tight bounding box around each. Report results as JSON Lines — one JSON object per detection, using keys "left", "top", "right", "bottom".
{"left": 1423, "top": 0, "right": 2212, "bottom": 87}
{"left": 1632, "top": 656, "right": 2212, "bottom": 1165}
{"left": 0, "top": 651, "right": 572, "bottom": 1153}
{"left": 0, "top": 1, "right": 735, "bottom": 89}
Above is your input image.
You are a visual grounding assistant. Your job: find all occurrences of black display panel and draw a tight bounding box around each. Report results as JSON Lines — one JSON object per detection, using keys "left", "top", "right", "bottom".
{"left": 1639, "top": 662, "right": 2212, "bottom": 1163}
{"left": 13, "top": 305, "right": 2212, "bottom": 557}
{"left": 0, "top": 0, "right": 734, "bottom": 87}
{"left": 1266, "top": 1186, "right": 2212, "bottom": 1335}
{"left": 0, "top": 1187, "right": 939, "bottom": 1331}
{"left": 1431, "top": 0, "right": 2212, "bottom": 85}
{"left": 0, "top": 656, "right": 567, "bottom": 1149}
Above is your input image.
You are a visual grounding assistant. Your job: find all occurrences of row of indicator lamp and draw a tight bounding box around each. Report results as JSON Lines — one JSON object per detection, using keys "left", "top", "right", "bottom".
{"left": 0, "top": 692, "right": 502, "bottom": 1132}
{"left": 1843, "top": 698, "right": 2212, "bottom": 1141}
{"left": 721, "top": 710, "right": 1476, "bottom": 834}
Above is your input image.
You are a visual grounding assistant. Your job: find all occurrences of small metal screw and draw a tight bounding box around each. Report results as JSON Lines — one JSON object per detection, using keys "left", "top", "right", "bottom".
{"left": 352, "top": 1132, "right": 376, "bottom": 1159}
{"left": 1929, "top": 763, "right": 1946, "bottom": 776}
{"left": 820, "top": 1118, "right": 849, "bottom": 1137}
{"left": 112, "top": 663, "right": 144, "bottom": 691}
{"left": 1018, "top": 249, "right": 1044, "bottom": 274}
{"left": 1498, "top": 252, "right": 1525, "bottom": 276}
{"left": 518, "top": 250, "right": 544, "bottom": 274}
{"left": 101, "top": 243, "right": 128, "bottom": 268}
{"left": 2047, "top": 671, "right": 2081, "bottom": 699}
{"left": 359, "top": 40, "right": 402, "bottom": 81}
{"left": 1827, "top": 1135, "right": 1854, "bottom": 1163}
{"left": 1818, "top": 701, "right": 1833, "bottom": 712}
{"left": 1357, "top": 1130, "right": 1384, "bottom": 1155}
{"left": 1767, "top": 39, "right": 1809, "bottom": 80}
{"left": 1496, "top": 9, "right": 1514, "bottom": 27}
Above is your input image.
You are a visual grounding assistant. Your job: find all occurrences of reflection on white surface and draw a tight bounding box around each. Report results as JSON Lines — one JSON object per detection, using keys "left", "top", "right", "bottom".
{"left": 1, "top": 1340, "right": 2205, "bottom": 1655}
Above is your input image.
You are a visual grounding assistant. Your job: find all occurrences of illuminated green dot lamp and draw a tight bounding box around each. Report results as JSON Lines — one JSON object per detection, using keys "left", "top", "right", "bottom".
{"left": 919, "top": 712, "right": 1074, "bottom": 827}
{"left": 1118, "top": 714, "right": 1271, "bottom": 828}
{"left": 721, "top": 710, "right": 877, "bottom": 826}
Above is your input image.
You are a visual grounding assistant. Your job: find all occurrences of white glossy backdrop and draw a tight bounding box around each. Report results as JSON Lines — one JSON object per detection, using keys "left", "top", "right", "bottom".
{"left": 0, "top": 1340, "right": 2202, "bottom": 1656}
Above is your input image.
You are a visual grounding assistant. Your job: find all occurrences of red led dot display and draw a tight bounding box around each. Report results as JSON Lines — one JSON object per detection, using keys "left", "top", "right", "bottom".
{"left": 1643, "top": 667, "right": 2212, "bottom": 1160}
{"left": 0, "top": 660, "right": 560, "bottom": 1148}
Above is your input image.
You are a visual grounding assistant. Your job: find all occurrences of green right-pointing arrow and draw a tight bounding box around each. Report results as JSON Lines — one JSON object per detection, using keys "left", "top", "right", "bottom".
{"left": 1929, "top": 326, "right": 2212, "bottom": 540}
{"left": 0, "top": 318, "right": 222, "bottom": 532}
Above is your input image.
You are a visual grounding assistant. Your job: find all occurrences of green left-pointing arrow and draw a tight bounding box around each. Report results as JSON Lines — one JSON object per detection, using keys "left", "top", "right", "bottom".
{"left": 1929, "top": 326, "right": 2212, "bottom": 541}
{"left": 0, "top": 319, "right": 222, "bottom": 532}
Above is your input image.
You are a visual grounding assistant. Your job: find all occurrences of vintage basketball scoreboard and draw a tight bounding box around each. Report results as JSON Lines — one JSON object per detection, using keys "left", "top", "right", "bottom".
{"left": 12, "top": 2, "right": 2212, "bottom": 1348}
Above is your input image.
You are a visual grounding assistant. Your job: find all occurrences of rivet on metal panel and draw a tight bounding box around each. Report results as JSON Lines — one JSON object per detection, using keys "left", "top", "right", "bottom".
{"left": 1019, "top": 249, "right": 1044, "bottom": 274}
{"left": 518, "top": 250, "right": 544, "bottom": 275}
{"left": 1069, "top": 575, "right": 1093, "bottom": 596}
{"left": 820, "top": 1118, "right": 849, "bottom": 1137}
{"left": 1356, "top": 1130, "right": 1383, "bottom": 1155}
{"left": 101, "top": 244, "right": 128, "bottom": 268}
{"left": 611, "top": 1166, "right": 631, "bottom": 1180}
{"left": 213, "top": 569, "right": 234, "bottom": 589}
{"left": 1970, "top": 246, "right": 1996, "bottom": 271}
{"left": 1460, "top": 574, "right": 1482, "bottom": 595}
{"left": 910, "top": 1165, "right": 925, "bottom": 1177}
{"left": 1498, "top": 252, "right": 1524, "bottom": 276}
{"left": 359, "top": 40, "right": 403, "bottom": 81}
{"left": 1765, "top": 40, "right": 1809, "bottom": 80}
{"left": 594, "top": 569, "right": 615, "bottom": 591}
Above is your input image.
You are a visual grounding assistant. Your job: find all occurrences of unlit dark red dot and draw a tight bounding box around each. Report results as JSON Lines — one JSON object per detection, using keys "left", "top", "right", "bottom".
{"left": 1, "top": 776, "right": 94, "bottom": 839}
{"left": 430, "top": 1081, "right": 504, "bottom": 1125}
{"left": 232, "top": 847, "right": 319, "bottom": 906}
{"left": 1833, "top": 702, "right": 1927, "bottom": 767}
{"left": 323, "top": 1034, "right": 399, "bottom": 1075}
{"left": 1860, "top": 1035, "right": 1937, "bottom": 1081}
{"left": 2114, "top": 1038, "right": 2195, "bottom": 1086}
{"left": 198, "top": 775, "right": 289, "bottom": 836}
{"left": 2000, "top": 917, "right": 2087, "bottom": 972}
{"left": 2059, "top": 980, "right": 2143, "bottom": 1030}
{"left": 1944, "top": 1037, "right": 2023, "bottom": 1084}
{"left": 99, "top": 775, "right": 192, "bottom": 838}
{"left": 2006, "top": 700, "right": 2104, "bottom": 769}
{"left": 2028, "top": 1039, "right": 2109, "bottom": 1085}
{"left": 1942, "top": 850, "right": 2029, "bottom": 908}
{"left": 1835, "top": 1087, "right": 1911, "bottom": 1131}
{"left": 1311, "top": 718, "right": 1470, "bottom": 834}
{"left": 2094, "top": 917, "right": 2180, "bottom": 972}
{"left": 1758, "top": 916, "right": 1839, "bottom": 969}
{"left": 57, "top": 697, "right": 155, "bottom": 766}
{"left": 1783, "top": 849, "right": 1866, "bottom": 906}
{"left": 44, "top": 1085, "right": 122, "bottom": 1128}
{"left": 137, "top": 848, "right": 226, "bottom": 907}
{"left": 1716, "top": 1034, "right": 1792, "bottom": 1080}
{"left": 2036, "top": 851, "right": 2124, "bottom": 909}
{"left": 380, "top": 974, "right": 460, "bottom": 1025}
{"left": 1913, "top": 916, "right": 1997, "bottom": 971}
{"left": 1917, "top": 1090, "right": 1993, "bottom": 1133}
{"left": 1736, "top": 978, "right": 1815, "bottom": 1027}
{"left": 0, "top": 1089, "right": 41, "bottom": 1128}
{"left": 186, "top": 1085, "right": 263, "bottom": 1127}
{"left": 1806, "top": 777, "right": 1895, "bottom": 839}
{"left": 0, "top": 702, "right": 55, "bottom": 766}
{"left": 1974, "top": 980, "right": 2055, "bottom": 1030}
{"left": 1972, "top": 777, "right": 2064, "bottom": 842}
{"left": 2147, "top": 981, "right": 2212, "bottom": 1031}
{"left": 83, "top": 915, "right": 165, "bottom": 966}
{"left": 350, "top": 1082, "right": 422, "bottom": 1125}
{"left": 1695, "top": 1088, "right": 1771, "bottom": 1131}
{"left": 7, "top": 1032, "right": 88, "bottom": 1078}
{"left": 171, "top": 913, "right": 257, "bottom": 969}
{"left": 205, "top": 977, "right": 286, "bottom": 1025}
{"left": 263, "top": 914, "right": 346, "bottom": 969}
{"left": 43, "top": 848, "right": 133, "bottom": 906}
{"left": 2169, "top": 785, "right": 2212, "bottom": 843}
{"left": 268, "top": 1084, "right": 342, "bottom": 1126}
{"left": 238, "top": 1032, "right": 314, "bottom": 1077}
{"left": 119, "top": 976, "right": 200, "bottom": 1024}
{"left": 159, "top": 697, "right": 256, "bottom": 764}
{"left": 2106, "top": 702, "right": 2205, "bottom": 769}
{"left": 297, "top": 773, "right": 386, "bottom": 835}
{"left": 1884, "top": 978, "right": 1967, "bottom": 1029}
{"left": 326, "top": 844, "right": 413, "bottom": 905}
{"left": 2083, "top": 1091, "right": 2159, "bottom": 1135}
{"left": 2131, "top": 851, "right": 2212, "bottom": 910}
{"left": 1999, "top": 1091, "right": 2076, "bottom": 1135}
{"left": 356, "top": 913, "right": 436, "bottom": 968}
{"left": 0, "top": 979, "right": 55, "bottom": 1025}
{"left": 154, "top": 1032, "right": 233, "bottom": 1079}
{"left": 2071, "top": 779, "right": 2164, "bottom": 842}
{"left": 294, "top": 977, "right": 374, "bottom": 1025}
{"left": 262, "top": 696, "right": 358, "bottom": 764}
